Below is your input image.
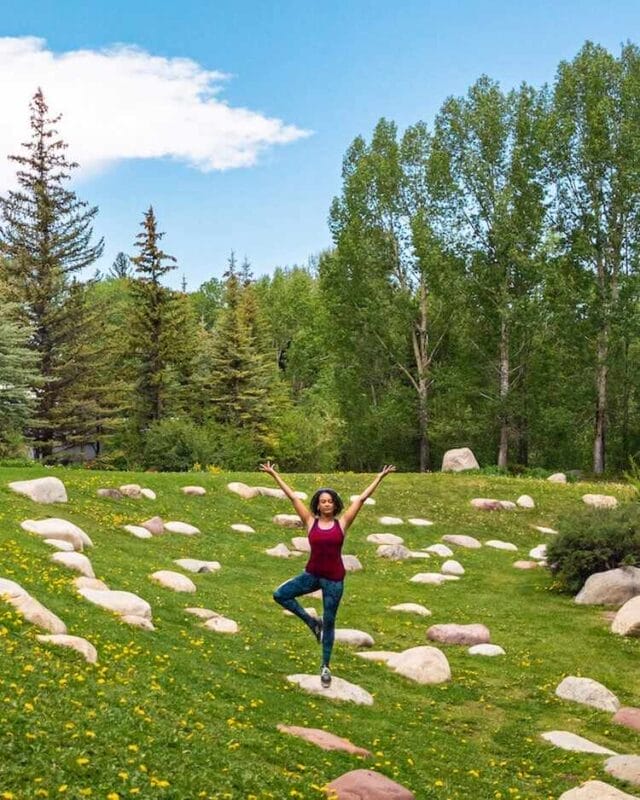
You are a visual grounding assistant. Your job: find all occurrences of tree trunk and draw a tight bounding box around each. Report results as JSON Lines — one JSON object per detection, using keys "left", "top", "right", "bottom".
{"left": 593, "top": 329, "right": 608, "bottom": 474}
{"left": 413, "top": 280, "right": 431, "bottom": 472}
{"left": 497, "top": 315, "right": 509, "bottom": 468}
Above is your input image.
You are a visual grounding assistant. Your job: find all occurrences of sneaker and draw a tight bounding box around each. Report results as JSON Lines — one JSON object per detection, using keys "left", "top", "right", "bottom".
{"left": 311, "top": 617, "right": 323, "bottom": 644}
{"left": 320, "top": 665, "right": 332, "bottom": 688}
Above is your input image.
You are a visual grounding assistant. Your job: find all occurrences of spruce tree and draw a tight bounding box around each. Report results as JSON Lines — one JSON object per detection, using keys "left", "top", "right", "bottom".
{"left": 0, "top": 89, "right": 104, "bottom": 458}
{"left": 109, "top": 252, "right": 132, "bottom": 279}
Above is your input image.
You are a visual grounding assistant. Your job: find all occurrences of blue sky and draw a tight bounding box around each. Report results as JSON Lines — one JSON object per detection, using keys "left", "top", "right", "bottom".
{"left": 2, "top": 1, "right": 639, "bottom": 289}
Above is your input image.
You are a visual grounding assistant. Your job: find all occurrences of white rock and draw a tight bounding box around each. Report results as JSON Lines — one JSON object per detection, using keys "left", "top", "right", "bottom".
{"left": 547, "top": 473, "right": 567, "bottom": 483}
{"left": 441, "top": 447, "right": 479, "bottom": 472}
{"left": 441, "top": 559, "right": 465, "bottom": 576}
{"left": 227, "top": 482, "right": 260, "bottom": 499}
{"left": 266, "top": 543, "right": 292, "bottom": 558}
{"left": 164, "top": 521, "right": 200, "bottom": 535}
{"left": 604, "top": 755, "right": 640, "bottom": 788}
{"left": 531, "top": 525, "right": 558, "bottom": 535}
{"left": 485, "top": 540, "right": 518, "bottom": 551}
{"left": 21, "top": 518, "right": 92, "bottom": 549}
{"left": 442, "top": 534, "right": 481, "bottom": 549}
{"left": 611, "top": 596, "right": 640, "bottom": 636}
{"left": 290, "top": 536, "right": 310, "bottom": 552}
{"left": 182, "top": 486, "right": 206, "bottom": 496}
{"left": 43, "top": 538, "right": 75, "bottom": 551}
{"left": 78, "top": 588, "right": 152, "bottom": 619}
{"left": 73, "top": 577, "right": 109, "bottom": 591}
{"left": 151, "top": 570, "right": 196, "bottom": 593}
{"left": 555, "top": 676, "right": 620, "bottom": 713}
{"left": 389, "top": 603, "right": 431, "bottom": 617}
{"left": 51, "top": 552, "right": 95, "bottom": 578}
{"left": 410, "top": 573, "right": 449, "bottom": 585}
{"left": 36, "top": 634, "right": 98, "bottom": 664}
{"left": 350, "top": 495, "right": 375, "bottom": 505}
{"left": 123, "top": 524, "right": 153, "bottom": 539}
{"left": 9, "top": 477, "right": 67, "bottom": 503}
{"left": 122, "top": 615, "right": 155, "bottom": 630}
{"left": 119, "top": 484, "right": 143, "bottom": 498}
{"left": 387, "top": 646, "right": 451, "bottom": 684}
{"left": 559, "top": 781, "right": 640, "bottom": 799}
{"left": 140, "top": 488, "right": 156, "bottom": 500}
{"left": 8, "top": 594, "right": 67, "bottom": 634}
{"left": 334, "top": 629, "right": 374, "bottom": 647}
{"left": 185, "top": 607, "right": 219, "bottom": 620}
{"left": 583, "top": 494, "right": 618, "bottom": 509}
{"left": 256, "top": 486, "right": 287, "bottom": 499}
{"left": 541, "top": 731, "right": 617, "bottom": 754}
{"left": 468, "top": 644, "right": 505, "bottom": 656}
{"left": 529, "top": 545, "right": 547, "bottom": 560}
{"left": 517, "top": 495, "right": 535, "bottom": 509}
{"left": 424, "top": 544, "right": 454, "bottom": 557}
{"left": 378, "top": 516, "right": 403, "bottom": 525}
{"left": 499, "top": 500, "right": 517, "bottom": 510}
{"left": 0, "top": 578, "right": 29, "bottom": 599}
{"left": 203, "top": 616, "right": 239, "bottom": 634}
{"left": 576, "top": 567, "right": 640, "bottom": 606}
{"left": 231, "top": 523, "right": 255, "bottom": 533}
{"left": 273, "top": 514, "right": 304, "bottom": 528}
{"left": 287, "top": 674, "right": 374, "bottom": 705}
{"left": 367, "top": 533, "right": 404, "bottom": 545}
{"left": 470, "top": 498, "right": 504, "bottom": 511}
{"left": 408, "top": 518, "right": 433, "bottom": 526}
{"left": 376, "top": 544, "right": 411, "bottom": 560}
{"left": 409, "top": 551, "right": 431, "bottom": 559}
{"left": 342, "top": 554, "right": 363, "bottom": 572}
{"left": 355, "top": 650, "right": 396, "bottom": 662}
{"left": 173, "top": 559, "right": 221, "bottom": 573}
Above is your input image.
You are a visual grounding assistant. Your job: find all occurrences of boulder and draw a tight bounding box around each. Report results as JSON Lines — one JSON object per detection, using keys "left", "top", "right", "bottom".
{"left": 575, "top": 567, "right": 640, "bottom": 606}
{"left": 73, "top": 577, "right": 109, "bottom": 591}
{"left": 43, "top": 539, "right": 75, "bottom": 552}
{"left": 203, "top": 616, "right": 239, "bottom": 634}
{"left": 410, "top": 573, "right": 451, "bottom": 585}
{"left": 378, "top": 516, "right": 403, "bottom": 525}
{"left": 185, "top": 607, "right": 220, "bottom": 620}
{"left": 0, "top": 578, "right": 29, "bottom": 599}
{"left": 547, "top": 473, "right": 567, "bottom": 483}
{"left": 427, "top": 623, "right": 490, "bottom": 645}
{"left": 119, "top": 484, "right": 143, "bottom": 498}
{"left": 389, "top": 603, "right": 431, "bottom": 617}
{"left": 513, "top": 560, "right": 540, "bottom": 569}
{"left": 377, "top": 544, "right": 411, "bottom": 560}
{"left": 559, "top": 781, "right": 639, "bottom": 799}
{"left": 441, "top": 560, "right": 464, "bottom": 576}
{"left": 182, "top": 486, "right": 206, "bottom": 496}
{"left": 555, "top": 676, "right": 620, "bottom": 712}
{"left": 424, "top": 543, "right": 453, "bottom": 557}
{"left": 227, "top": 482, "right": 260, "bottom": 499}
{"left": 604, "top": 755, "right": 640, "bottom": 787}
{"left": 273, "top": 514, "right": 304, "bottom": 529}
{"left": 173, "top": 559, "right": 220, "bottom": 574}
{"left": 78, "top": 588, "right": 152, "bottom": 619}
{"left": 286, "top": 674, "right": 374, "bottom": 705}
{"left": 613, "top": 707, "right": 640, "bottom": 732}
{"left": 442, "top": 534, "right": 481, "bottom": 549}
{"left": 290, "top": 536, "right": 310, "bottom": 552}
{"left": 21, "top": 518, "right": 93, "bottom": 549}
{"left": 470, "top": 498, "right": 503, "bottom": 511}
{"left": 150, "top": 570, "right": 196, "bottom": 593}
{"left": 51, "top": 552, "right": 95, "bottom": 578}
{"left": 256, "top": 485, "right": 287, "bottom": 499}
{"left": 326, "top": 769, "right": 415, "bottom": 799}
{"left": 529, "top": 545, "right": 547, "bottom": 560}
{"left": 9, "top": 476, "right": 67, "bottom": 503}
{"left": 141, "top": 516, "right": 164, "bottom": 535}
{"left": 231, "top": 523, "right": 255, "bottom": 533}
{"left": 408, "top": 551, "right": 431, "bottom": 559}
{"left": 164, "top": 521, "right": 200, "bottom": 535}
{"left": 387, "top": 646, "right": 451, "bottom": 684}
{"left": 441, "top": 447, "right": 479, "bottom": 472}
{"left": 517, "top": 495, "right": 535, "bottom": 509}
{"left": 277, "top": 724, "right": 372, "bottom": 757}
{"left": 485, "top": 540, "right": 518, "bottom": 551}
{"left": 355, "top": 651, "right": 396, "bottom": 663}
{"left": 334, "top": 629, "right": 374, "bottom": 647}
{"left": 468, "top": 644, "right": 505, "bottom": 656}
{"left": 122, "top": 615, "right": 155, "bottom": 631}
{"left": 36, "top": 634, "right": 98, "bottom": 664}
{"left": 407, "top": 518, "right": 433, "bottom": 526}
{"left": 342, "top": 555, "right": 363, "bottom": 572}
{"left": 611, "top": 596, "right": 640, "bottom": 636}
{"left": 266, "top": 543, "right": 292, "bottom": 558}
{"left": 7, "top": 593, "right": 67, "bottom": 634}
{"left": 97, "top": 488, "right": 124, "bottom": 500}
{"left": 123, "top": 525, "right": 153, "bottom": 539}
{"left": 583, "top": 494, "right": 618, "bottom": 509}
{"left": 367, "top": 533, "right": 404, "bottom": 545}
{"left": 540, "top": 731, "right": 616, "bottom": 754}
{"left": 140, "top": 488, "right": 156, "bottom": 500}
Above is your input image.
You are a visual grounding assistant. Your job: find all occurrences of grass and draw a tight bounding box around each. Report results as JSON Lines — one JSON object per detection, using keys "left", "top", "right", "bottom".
{"left": 0, "top": 466, "right": 639, "bottom": 800}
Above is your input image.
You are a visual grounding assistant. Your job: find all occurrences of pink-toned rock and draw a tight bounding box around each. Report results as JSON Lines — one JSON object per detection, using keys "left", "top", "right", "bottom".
{"left": 513, "top": 560, "right": 540, "bottom": 570}
{"left": 9, "top": 594, "right": 67, "bottom": 634}
{"left": 227, "top": 482, "right": 260, "bottom": 499}
{"left": 277, "top": 724, "right": 372, "bottom": 756}
{"left": 182, "top": 486, "right": 206, "bottom": 496}
{"left": 326, "top": 768, "right": 415, "bottom": 799}
{"left": 342, "top": 555, "right": 363, "bottom": 572}
{"left": 36, "top": 634, "right": 98, "bottom": 664}
{"left": 442, "top": 447, "right": 479, "bottom": 472}
{"left": 9, "top": 476, "right": 67, "bottom": 503}
{"left": 141, "top": 516, "right": 164, "bottom": 535}
{"left": 427, "top": 623, "right": 490, "bottom": 645}
{"left": 470, "top": 498, "right": 503, "bottom": 511}
{"left": 613, "top": 707, "right": 640, "bottom": 732}
{"left": 273, "top": 514, "right": 304, "bottom": 528}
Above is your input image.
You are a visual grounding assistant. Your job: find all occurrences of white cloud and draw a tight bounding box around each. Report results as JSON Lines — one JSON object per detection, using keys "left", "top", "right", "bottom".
{"left": 0, "top": 36, "right": 311, "bottom": 189}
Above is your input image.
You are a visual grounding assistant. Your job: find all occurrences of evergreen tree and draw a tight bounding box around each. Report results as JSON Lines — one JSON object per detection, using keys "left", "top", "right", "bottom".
{"left": 109, "top": 252, "right": 132, "bottom": 279}
{"left": 0, "top": 88, "right": 104, "bottom": 458}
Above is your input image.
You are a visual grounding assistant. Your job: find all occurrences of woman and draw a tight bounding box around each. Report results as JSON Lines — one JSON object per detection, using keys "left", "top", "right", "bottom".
{"left": 259, "top": 462, "right": 396, "bottom": 688}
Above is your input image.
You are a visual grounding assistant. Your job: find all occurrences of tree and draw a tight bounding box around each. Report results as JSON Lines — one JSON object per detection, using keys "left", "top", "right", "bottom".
{"left": 0, "top": 88, "right": 104, "bottom": 457}
{"left": 109, "top": 251, "right": 132, "bottom": 279}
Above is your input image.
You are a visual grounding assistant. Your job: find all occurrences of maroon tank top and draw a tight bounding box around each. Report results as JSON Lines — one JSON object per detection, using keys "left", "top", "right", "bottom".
{"left": 305, "top": 518, "right": 345, "bottom": 581}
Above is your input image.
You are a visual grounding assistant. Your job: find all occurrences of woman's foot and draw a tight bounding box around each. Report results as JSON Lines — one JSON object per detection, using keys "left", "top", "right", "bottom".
{"left": 320, "top": 665, "right": 332, "bottom": 688}
{"left": 311, "top": 617, "right": 323, "bottom": 644}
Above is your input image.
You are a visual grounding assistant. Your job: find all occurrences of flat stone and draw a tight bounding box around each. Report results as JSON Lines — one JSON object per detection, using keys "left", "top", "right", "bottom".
{"left": 203, "top": 616, "right": 239, "bottom": 633}
{"left": 327, "top": 769, "right": 414, "bottom": 799}
{"left": 540, "top": 730, "right": 617, "bottom": 755}
{"left": 122, "top": 615, "right": 155, "bottom": 630}
{"left": 9, "top": 477, "right": 67, "bottom": 503}
{"left": 604, "top": 755, "right": 640, "bottom": 787}
{"left": 468, "top": 644, "right": 505, "bottom": 656}
{"left": 470, "top": 498, "right": 504, "bottom": 511}
{"left": 529, "top": 545, "right": 547, "bottom": 560}
{"left": 441, "top": 447, "right": 479, "bottom": 472}
{"left": 513, "top": 560, "right": 540, "bottom": 569}
{"left": 43, "top": 538, "right": 75, "bottom": 551}
{"left": 173, "top": 559, "right": 220, "bottom": 574}
{"left": 410, "top": 573, "right": 452, "bottom": 585}
{"left": 185, "top": 607, "right": 220, "bottom": 620}
{"left": 36, "top": 634, "right": 97, "bottom": 664}
{"left": 227, "top": 482, "right": 260, "bottom": 499}
{"left": 377, "top": 544, "right": 411, "bottom": 560}
{"left": 73, "top": 577, "right": 109, "bottom": 591}
{"left": 140, "top": 488, "right": 156, "bottom": 500}
{"left": 517, "top": 495, "right": 535, "bottom": 509}
{"left": 367, "top": 533, "right": 404, "bottom": 545}
{"left": 613, "top": 707, "right": 640, "bottom": 732}
{"left": 441, "top": 560, "right": 464, "bottom": 576}
{"left": 182, "top": 486, "right": 206, "bottom": 496}
{"left": 389, "top": 603, "right": 431, "bottom": 617}
{"left": 548, "top": 473, "right": 567, "bottom": 483}
{"left": 378, "top": 516, "right": 403, "bottom": 525}
{"left": 575, "top": 567, "right": 640, "bottom": 606}
{"left": 531, "top": 525, "right": 558, "bottom": 535}
{"left": 611, "top": 596, "right": 640, "bottom": 636}
{"left": 555, "top": 676, "right": 620, "bottom": 712}
{"left": 150, "top": 570, "right": 196, "bottom": 593}
{"left": 164, "top": 521, "right": 200, "bottom": 535}
{"left": 499, "top": 500, "right": 517, "bottom": 510}
{"left": 342, "top": 555, "right": 363, "bottom": 572}
{"left": 0, "top": 578, "right": 29, "bottom": 599}
{"left": 277, "top": 724, "right": 372, "bottom": 757}
{"left": 424, "top": 544, "right": 453, "bottom": 557}
{"left": 355, "top": 650, "right": 396, "bottom": 663}
{"left": 123, "top": 524, "right": 153, "bottom": 539}
{"left": 273, "top": 514, "right": 304, "bottom": 528}
{"left": 442, "top": 534, "right": 481, "bottom": 549}
{"left": 97, "top": 488, "right": 124, "bottom": 500}
{"left": 51, "top": 552, "right": 95, "bottom": 578}
{"left": 287, "top": 674, "right": 374, "bottom": 705}
{"left": 335, "top": 629, "right": 374, "bottom": 647}
{"left": 559, "top": 781, "right": 640, "bottom": 799}
{"left": 7, "top": 593, "right": 67, "bottom": 634}
{"left": 231, "top": 523, "right": 255, "bottom": 533}
{"left": 427, "top": 623, "right": 490, "bottom": 645}
{"left": 21, "top": 518, "right": 92, "bottom": 549}
{"left": 266, "top": 543, "right": 292, "bottom": 558}
{"left": 408, "top": 518, "right": 433, "bottom": 526}
{"left": 119, "top": 484, "right": 143, "bottom": 498}
{"left": 141, "top": 516, "right": 164, "bottom": 535}
{"left": 291, "top": 536, "right": 310, "bottom": 552}
{"left": 350, "top": 495, "right": 375, "bottom": 505}
{"left": 78, "top": 588, "right": 152, "bottom": 619}
{"left": 583, "top": 494, "right": 618, "bottom": 509}
{"left": 256, "top": 486, "right": 286, "bottom": 499}
{"left": 387, "top": 646, "right": 451, "bottom": 684}
{"left": 485, "top": 540, "right": 518, "bottom": 551}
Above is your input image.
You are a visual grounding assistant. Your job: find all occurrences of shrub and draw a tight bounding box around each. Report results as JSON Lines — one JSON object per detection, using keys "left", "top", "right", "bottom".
{"left": 546, "top": 503, "right": 640, "bottom": 593}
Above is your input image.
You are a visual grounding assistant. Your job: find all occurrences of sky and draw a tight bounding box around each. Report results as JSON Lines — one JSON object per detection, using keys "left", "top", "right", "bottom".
{"left": 1, "top": 1, "right": 639, "bottom": 289}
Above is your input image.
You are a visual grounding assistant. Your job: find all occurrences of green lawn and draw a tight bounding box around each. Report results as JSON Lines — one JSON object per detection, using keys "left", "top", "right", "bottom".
{"left": 0, "top": 467, "right": 638, "bottom": 800}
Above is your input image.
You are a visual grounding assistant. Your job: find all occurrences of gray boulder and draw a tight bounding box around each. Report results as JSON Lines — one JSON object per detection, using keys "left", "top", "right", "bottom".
{"left": 441, "top": 447, "right": 479, "bottom": 472}
{"left": 575, "top": 567, "right": 640, "bottom": 606}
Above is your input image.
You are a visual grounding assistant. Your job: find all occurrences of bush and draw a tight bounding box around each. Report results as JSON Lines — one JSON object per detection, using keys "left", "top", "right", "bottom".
{"left": 546, "top": 503, "right": 640, "bottom": 593}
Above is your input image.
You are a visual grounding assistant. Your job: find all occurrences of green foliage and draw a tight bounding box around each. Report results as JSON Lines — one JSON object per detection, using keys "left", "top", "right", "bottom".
{"left": 546, "top": 503, "right": 640, "bottom": 593}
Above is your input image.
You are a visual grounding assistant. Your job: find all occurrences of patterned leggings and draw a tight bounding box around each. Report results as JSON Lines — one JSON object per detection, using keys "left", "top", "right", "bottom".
{"left": 273, "top": 571, "right": 344, "bottom": 667}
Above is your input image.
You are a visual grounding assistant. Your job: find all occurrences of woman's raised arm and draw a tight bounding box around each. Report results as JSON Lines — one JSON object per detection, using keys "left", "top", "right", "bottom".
{"left": 259, "top": 462, "right": 314, "bottom": 528}
{"left": 340, "top": 465, "right": 396, "bottom": 532}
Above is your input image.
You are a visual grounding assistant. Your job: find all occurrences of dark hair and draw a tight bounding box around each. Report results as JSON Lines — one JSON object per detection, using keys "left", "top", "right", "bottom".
{"left": 310, "top": 487, "right": 344, "bottom": 516}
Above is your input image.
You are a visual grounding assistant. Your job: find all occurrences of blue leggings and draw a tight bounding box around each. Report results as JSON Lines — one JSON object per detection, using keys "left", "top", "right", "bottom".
{"left": 273, "top": 571, "right": 344, "bottom": 667}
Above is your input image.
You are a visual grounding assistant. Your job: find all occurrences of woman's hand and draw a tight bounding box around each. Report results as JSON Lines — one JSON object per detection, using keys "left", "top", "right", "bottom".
{"left": 259, "top": 461, "right": 278, "bottom": 478}
{"left": 378, "top": 464, "right": 397, "bottom": 479}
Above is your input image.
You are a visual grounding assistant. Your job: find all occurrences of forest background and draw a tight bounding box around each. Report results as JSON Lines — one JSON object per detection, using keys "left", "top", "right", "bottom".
{"left": 1, "top": 40, "right": 640, "bottom": 477}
